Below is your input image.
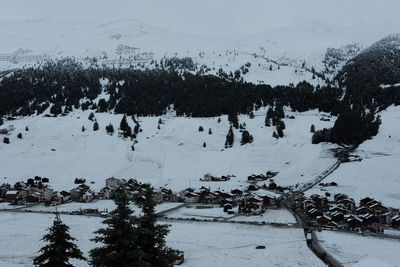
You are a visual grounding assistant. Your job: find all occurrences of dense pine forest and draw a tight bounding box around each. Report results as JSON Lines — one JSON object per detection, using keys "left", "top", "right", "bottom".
{"left": 0, "top": 53, "right": 397, "bottom": 146}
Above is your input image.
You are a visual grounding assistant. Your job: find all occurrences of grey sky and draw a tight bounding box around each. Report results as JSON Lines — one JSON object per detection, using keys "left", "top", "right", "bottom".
{"left": 1, "top": 0, "right": 400, "bottom": 36}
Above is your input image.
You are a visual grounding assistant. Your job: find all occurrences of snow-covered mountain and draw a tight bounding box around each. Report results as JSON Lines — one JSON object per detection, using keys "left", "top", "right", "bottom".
{"left": 1, "top": 18, "right": 399, "bottom": 86}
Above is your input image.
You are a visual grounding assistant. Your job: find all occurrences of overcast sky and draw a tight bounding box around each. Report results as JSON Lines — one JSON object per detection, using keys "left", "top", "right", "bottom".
{"left": 2, "top": 0, "right": 400, "bottom": 36}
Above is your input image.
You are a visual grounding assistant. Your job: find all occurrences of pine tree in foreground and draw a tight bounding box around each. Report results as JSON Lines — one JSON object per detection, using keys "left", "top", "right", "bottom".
{"left": 136, "top": 185, "right": 181, "bottom": 267}
{"left": 90, "top": 187, "right": 143, "bottom": 267}
{"left": 33, "top": 214, "right": 85, "bottom": 267}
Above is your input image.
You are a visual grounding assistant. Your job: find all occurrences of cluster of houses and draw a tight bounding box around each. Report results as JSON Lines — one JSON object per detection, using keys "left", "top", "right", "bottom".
{"left": 0, "top": 177, "right": 54, "bottom": 204}
{"left": 0, "top": 176, "right": 280, "bottom": 219}
{"left": 293, "top": 192, "right": 400, "bottom": 232}
{"left": 178, "top": 187, "right": 278, "bottom": 215}
{"left": 247, "top": 171, "right": 278, "bottom": 182}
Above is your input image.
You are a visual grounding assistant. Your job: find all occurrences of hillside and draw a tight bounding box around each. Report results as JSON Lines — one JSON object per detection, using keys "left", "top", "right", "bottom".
{"left": 0, "top": 107, "right": 336, "bottom": 192}
{"left": 306, "top": 105, "right": 400, "bottom": 207}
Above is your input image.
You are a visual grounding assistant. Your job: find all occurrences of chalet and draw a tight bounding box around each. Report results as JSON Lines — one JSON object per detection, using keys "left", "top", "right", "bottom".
{"left": 98, "top": 187, "right": 112, "bottom": 199}
{"left": 179, "top": 188, "right": 194, "bottom": 198}
{"left": 26, "top": 194, "right": 40, "bottom": 203}
{"left": 331, "top": 211, "right": 345, "bottom": 225}
{"left": 70, "top": 184, "right": 90, "bottom": 202}
{"left": 337, "top": 198, "right": 355, "bottom": 211}
{"left": 359, "top": 197, "right": 374, "bottom": 207}
{"left": 183, "top": 192, "right": 199, "bottom": 203}
{"left": 310, "top": 194, "right": 328, "bottom": 210}
{"left": 60, "top": 190, "right": 71, "bottom": 201}
{"left": 316, "top": 215, "right": 331, "bottom": 225}
{"left": 361, "top": 214, "right": 379, "bottom": 230}
{"left": 231, "top": 189, "right": 243, "bottom": 196}
{"left": 334, "top": 193, "right": 348, "bottom": 203}
{"left": 5, "top": 190, "right": 18, "bottom": 202}
{"left": 223, "top": 203, "right": 233, "bottom": 212}
{"left": 17, "top": 189, "right": 29, "bottom": 199}
{"left": 40, "top": 187, "right": 54, "bottom": 202}
{"left": 261, "top": 195, "right": 276, "bottom": 207}
{"left": 247, "top": 174, "right": 267, "bottom": 182}
{"left": 346, "top": 216, "right": 363, "bottom": 230}
{"left": 391, "top": 215, "right": 400, "bottom": 229}
{"left": 369, "top": 203, "right": 389, "bottom": 215}
{"left": 82, "top": 192, "right": 93, "bottom": 203}
{"left": 105, "top": 177, "right": 124, "bottom": 189}
{"left": 327, "top": 221, "right": 339, "bottom": 228}
{"left": 330, "top": 206, "right": 350, "bottom": 215}
{"left": 303, "top": 199, "right": 316, "bottom": 210}
{"left": 247, "top": 202, "right": 263, "bottom": 215}
{"left": 160, "top": 188, "right": 174, "bottom": 201}
{"left": 356, "top": 206, "right": 373, "bottom": 215}
{"left": 307, "top": 208, "right": 323, "bottom": 219}
{"left": 153, "top": 191, "right": 166, "bottom": 203}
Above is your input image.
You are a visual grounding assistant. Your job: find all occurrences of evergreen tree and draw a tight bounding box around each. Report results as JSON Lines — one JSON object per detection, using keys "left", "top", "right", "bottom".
{"left": 249, "top": 112, "right": 255, "bottom": 119}
{"left": 225, "top": 126, "right": 234, "bottom": 148}
{"left": 272, "top": 131, "right": 279, "bottom": 139}
{"left": 120, "top": 115, "right": 132, "bottom": 138}
{"left": 135, "top": 185, "right": 180, "bottom": 266}
{"left": 228, "top": 113, "right": 239, "bottom": 129}
{"left": 93, "top": 122, "right": 99, "bottom": 131}
{"left": 88, "top": 112, "right": 95, "bottom": 121}
{"left": 275, "top": 104, "right": 285, "bottom": 119}
{"left": 217, "top": 118, "right": 221, "bottom": 123}
{"left": 276, "top": 122, "right": 284, "bottom": 138}
{"left": 82, "top": 126, "right": 86, "bottom": 132}
{"left": 203, "top": 142, "right": 206, "bottom": 147}
{"left": 50, "top": 103, "right": 62, "bottom": 116}
{"left": 198, "top": 126, "right": 204, "bottom": 132}
{"left": 3, "top": 137, "right": 10, "bottom": 144}
{"left": 90, "top": 187, "right": 143, "bottom": 267}
{"left": 17, "top": 133, "right": 22, "bottom": 139}
{"left": 240, "top": 130, "right": 254, "bottom": 145}
{"left": 120, "top": 115, "right": 129, "bottom": 132}
{"left": 106, "top": 123, "right": 114, "bottom": 135}
{"left": 33, "top": 214, "right": 85, "bottom": 267}
{"left": 98, "top": 99, "right": 107, "bottom": 112}
{"left": 208, "top": 128, "right": 212, "bottom": 135}
{"left": 0, "top": 116, "right": 3, "bottom": 126}
{"left": 310, "top": 124, "right": 315, "bottom": 133}
{"left": 25, "top": 126, "right": 29, "bottom": 131}
{"left": 265, "top": 107, "right": 274, "bottom": 127}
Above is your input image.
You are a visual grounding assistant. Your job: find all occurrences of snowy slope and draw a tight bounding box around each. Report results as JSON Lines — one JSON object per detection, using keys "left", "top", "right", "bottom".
{"left": 0, "top": 18, "right": 398, "bottom": 86}
{"left": 0, "top": 107, "right": 337, "bottom": 192}
{"left": 318, "top": 230, "right": 400, "bottom": 267}
{"left": 305, "top": 106, "right": 400, "bottom": 207}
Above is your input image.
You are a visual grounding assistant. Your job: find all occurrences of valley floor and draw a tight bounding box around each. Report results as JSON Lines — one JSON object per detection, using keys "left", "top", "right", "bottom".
{"left": 0, "top": 211, "right": 321, "bottom": 267}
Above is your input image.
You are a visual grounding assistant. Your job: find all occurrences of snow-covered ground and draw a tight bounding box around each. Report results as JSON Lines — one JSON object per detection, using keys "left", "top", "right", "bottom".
{"left": 306, "top": 106, "right": 400, "bottom": 208}
{"left": 0, "top": 212, "right": 323, "bottom": 267}
{"left": 17, "top": 200, "right": 182, "bottom": 215}
{"left": 229, "top": 208, "right": 297, "bottom": 224}
{"left": 0, "top": 107, "right": 337, "bottom": 193}
{"left": 317, "top": 230, "right": 400, "bottom": 267}
{"left": 165, "top": 204, "right": 234, "bottom": 220}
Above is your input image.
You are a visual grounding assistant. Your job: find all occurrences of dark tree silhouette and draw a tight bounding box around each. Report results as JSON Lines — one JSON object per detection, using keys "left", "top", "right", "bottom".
{"left": 33, "top": 214, "right": 85, "bottom": 267}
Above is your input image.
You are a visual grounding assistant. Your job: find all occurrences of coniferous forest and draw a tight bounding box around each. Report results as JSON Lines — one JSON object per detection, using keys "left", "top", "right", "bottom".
{"left": 0, "top": 55, "right": 397, "bottom": 146}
